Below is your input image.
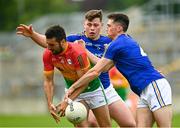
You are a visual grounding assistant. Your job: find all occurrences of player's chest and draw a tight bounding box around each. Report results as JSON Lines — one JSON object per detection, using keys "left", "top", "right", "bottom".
{"left": 51, "top": 55, "right": 75, "bottom": 71}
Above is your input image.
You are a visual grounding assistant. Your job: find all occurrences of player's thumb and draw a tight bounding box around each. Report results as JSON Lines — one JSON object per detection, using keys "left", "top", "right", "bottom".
{"left": 29, "top": 24, "right": 33, "bottom": 33}
{"left": 64, "top": 94, "right": 69, "bottom": 102}
{"left": 51, "top": 104, "right": 57, "bottom": 111}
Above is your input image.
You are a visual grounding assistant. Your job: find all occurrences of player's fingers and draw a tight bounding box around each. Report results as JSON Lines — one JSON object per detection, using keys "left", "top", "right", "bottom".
{"left": 51, "top": 104, "right": 57, "bottom": 111}
{"left": 58, "top": 107, "right": 64, "bottom": 117}
{"left": 60, "top": 109, "right": 65, "bottom": 117}
{"left": 78, "top": 39, "right": 84, "bottom": 44}
{"left": 16, "top": 26, "right": 24, "bottom": 31}
{"left": 19, "top": 24, "right": 29, "bottom": 28}
{"left": 29, "top": 24, "right": 33, "bottom": 31}
{"left": 51, "top": 111, "right": 60, "bottom": 123}
{"left": 53, "top": 114, "right": 60, "bottom": 122}
{"left": 64, "top": 96, "right": 68, "bottom": 103}
{"left": 16, "top": 27, "right": 29, "bottom": 34}
{"left": 16, "top": 31, "right": 23, "bottom": 35}
{"left": 64, "top": 92, "right": 71, "bottom": 101}
{"left": 55, "top": 116, "right": 60, "bottom": 123}
{"left": 55, "top": 105, "right": 61, "bottom": 114}
{"left": 52, "top": 115, "right": 60, "bottom": 123}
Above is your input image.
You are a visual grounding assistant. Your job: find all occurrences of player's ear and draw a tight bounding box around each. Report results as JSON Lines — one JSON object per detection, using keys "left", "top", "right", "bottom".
{"left": 117, "top": 24, "right": 123, "bottom": 33}
{"left": 60, "top": 39, "right": 66, "bottom": 45}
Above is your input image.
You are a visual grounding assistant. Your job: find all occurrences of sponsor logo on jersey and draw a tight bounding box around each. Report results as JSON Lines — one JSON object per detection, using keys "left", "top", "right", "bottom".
{"left": 67, "top": 59, "right": 72, "bottom": 64}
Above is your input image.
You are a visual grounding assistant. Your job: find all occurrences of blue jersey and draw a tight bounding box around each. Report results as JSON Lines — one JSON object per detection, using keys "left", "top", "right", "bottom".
{"left": 104, "top": 34, "right": 164, "bottom": 96}
{"left": 67, "top": 33, "right": 112, "bottom": 89}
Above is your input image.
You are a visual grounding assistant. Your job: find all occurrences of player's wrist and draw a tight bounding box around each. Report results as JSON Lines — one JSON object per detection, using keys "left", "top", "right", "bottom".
{"left": 71, "top": 85, "right": 76, "bottom": 90}
{"left": 64, "top": 98, "right": 73, "bottom": 104}
{"left": 30, "top": 31, "right": 37, "bottom": 38}
{"left": 48, "top": 102, "right": 53, "bottom": 108}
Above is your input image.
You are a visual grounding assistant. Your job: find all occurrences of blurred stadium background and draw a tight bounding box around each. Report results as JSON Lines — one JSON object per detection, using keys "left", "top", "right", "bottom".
{"left": 0, "top": 0, "right": 180, "bottom": 127}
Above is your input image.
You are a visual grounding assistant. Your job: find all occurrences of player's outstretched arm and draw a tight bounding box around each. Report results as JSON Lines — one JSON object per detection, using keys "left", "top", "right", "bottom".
{"left": 16, "top": 24, "right": 47, "bottom": 48}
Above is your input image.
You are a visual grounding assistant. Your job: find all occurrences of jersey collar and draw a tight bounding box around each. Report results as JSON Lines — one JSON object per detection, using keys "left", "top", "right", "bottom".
{"left": 59, "top": 43, "right": 69, "bottom": 55}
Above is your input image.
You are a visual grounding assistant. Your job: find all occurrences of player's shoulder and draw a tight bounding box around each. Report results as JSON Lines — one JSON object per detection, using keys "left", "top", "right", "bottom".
{"left": 67, "top": 33, "right": 81, "bottom": 38}
{"left": 70, "top": 43, "right": 85, "bottom": 50}
{"left": 69, "top": 43, "right": 86, "bottom": 54}
{"left": 99, "top": 35, "right": 112, "bottom": 43}
{"left": 43, "top": 48, "right": 51, "bottom": 53}
{"left": 67, "top": 33, "right": 84, "bottom": 41}
{"left": 43, "top": 48, "right": 52, "bottom": 56}
{"left": 42, "top": 49, "right": 53, "bottom": 62}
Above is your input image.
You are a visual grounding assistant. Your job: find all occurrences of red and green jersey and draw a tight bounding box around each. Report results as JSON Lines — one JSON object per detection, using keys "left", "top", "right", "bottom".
{"left": 43, "top": 42, "right": 101, "bottom": 93}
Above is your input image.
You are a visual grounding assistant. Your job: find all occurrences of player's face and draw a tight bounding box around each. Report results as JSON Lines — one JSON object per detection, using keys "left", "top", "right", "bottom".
{"left": 84, "top": 18, "right": 102, "bottom": 40}
{"left": 106, "top": 19, "right": 119, "bottom": 39}
{"left": 46, "top": 38, "right": 63, "bottom": 54}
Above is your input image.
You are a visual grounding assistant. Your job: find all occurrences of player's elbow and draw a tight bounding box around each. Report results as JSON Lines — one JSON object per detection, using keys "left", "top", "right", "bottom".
{"left": 43, "top": 80, "right": 53, "bottom": 89}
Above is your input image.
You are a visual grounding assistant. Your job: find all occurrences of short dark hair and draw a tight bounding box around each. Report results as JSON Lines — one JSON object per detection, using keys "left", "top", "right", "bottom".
{"left": 85, "top": 9, "right": 103, "bottom": 22}
{"left": 45, "top": 25, "right": 66, "bottom": 42}
{"left": 107, "top": 13, "right": 129, "bottom": 32}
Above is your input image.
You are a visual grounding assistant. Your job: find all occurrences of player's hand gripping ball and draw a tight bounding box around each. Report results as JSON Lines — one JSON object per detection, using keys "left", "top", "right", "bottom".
{"left": 65, "top": 101, "right": 87, "bottom": 124}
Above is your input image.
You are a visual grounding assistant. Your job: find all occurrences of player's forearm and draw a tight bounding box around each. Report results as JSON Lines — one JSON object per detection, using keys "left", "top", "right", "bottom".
{"left": 86, "top": 50, "right": 100, "bottom": 64}
{"left": 71, "top": 58, "right": 110, "bottom": 91}
{"left": 71, "top": 69, "right": 99, "bottom": 90}
{"left": 44, "top": 81, "right": 54, "bottom": 106}
{"left": 69, "top": 84, "right": 88, "bottom": 101}
{"left": 31, "top": 32, "right": 47, "bottom": 48}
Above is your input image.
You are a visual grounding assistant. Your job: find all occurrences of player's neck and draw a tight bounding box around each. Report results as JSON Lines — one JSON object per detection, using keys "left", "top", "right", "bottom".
{"left": 114, "top": 32, "right": 125, "bottom": 40}
{"left": 59, "top": 42, "right": 69, "bottom": 55}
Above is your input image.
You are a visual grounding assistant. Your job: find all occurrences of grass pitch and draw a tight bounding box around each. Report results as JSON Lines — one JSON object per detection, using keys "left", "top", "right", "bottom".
{"left": 0, "top": 113, "right": 180, "bottom": 127}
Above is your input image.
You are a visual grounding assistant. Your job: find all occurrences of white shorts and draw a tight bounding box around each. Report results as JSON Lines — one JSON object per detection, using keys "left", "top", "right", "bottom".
{"left": 137, "top": 78, "right": 172, "bottom": 112}
{"left": 74, "top": 86, "right": 107, "bottom": 109}
{"left": 104, "top": 84, "right": 122, "bottom": 105}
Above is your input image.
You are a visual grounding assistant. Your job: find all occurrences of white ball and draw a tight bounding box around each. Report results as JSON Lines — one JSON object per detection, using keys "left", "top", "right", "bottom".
{"left": 65, "top": 101, "right": 87, "bottom": 124}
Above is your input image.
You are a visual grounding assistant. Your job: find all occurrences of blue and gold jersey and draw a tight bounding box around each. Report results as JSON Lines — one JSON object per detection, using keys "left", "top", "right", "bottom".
{"left": 104, "top": 34, "right": 164, "bottom": 96}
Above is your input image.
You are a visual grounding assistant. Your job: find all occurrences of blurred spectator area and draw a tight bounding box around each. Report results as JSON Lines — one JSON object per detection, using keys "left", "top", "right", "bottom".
{"left": 0, "top": 0, "right": 180, "bottom": 114}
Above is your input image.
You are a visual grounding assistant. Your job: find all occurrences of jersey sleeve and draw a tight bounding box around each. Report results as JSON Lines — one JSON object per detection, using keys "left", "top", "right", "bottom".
{"left": 104, "top": 41, "right": 117, "bottom": 60}
{"left": 66, "top": 34, "right": 81, "bottom": 42}
{"left": 74, "top": 53, "right": 90, "bottom": 70}
{"left": 72, "top": 45, "right": 90, "bottom": 70}
{"left": 43, "top": 49, "right": 54, "bottom": 75}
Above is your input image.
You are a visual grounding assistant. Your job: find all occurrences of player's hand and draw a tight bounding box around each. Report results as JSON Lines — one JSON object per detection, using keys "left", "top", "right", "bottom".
{"left": 16, "top": 24, "right": 34, "bottom": 37}
{"left": 50, "top": 109, "right": 60, "bottom": 123}
{"left": 64, "top": 87, "right": 75, "bottom": 101}
{"left": 48, "top": 103, "right": 60, "bottom": 123}
{"left": 56, "top": 101, "right": 68, "bottom": 117}
{"left": 75, "top": 39, "right": 86, "bottom": 48}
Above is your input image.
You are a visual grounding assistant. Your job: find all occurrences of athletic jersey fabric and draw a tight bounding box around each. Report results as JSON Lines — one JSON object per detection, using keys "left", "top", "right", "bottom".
{"left": 43, "top": 43, "right": 101, "bottom": 93}
{"left": 104, "top": 34, "right": 164, "bottom": 96}
{"left": 67, "top": 34, "right": 112, "bottom": 89}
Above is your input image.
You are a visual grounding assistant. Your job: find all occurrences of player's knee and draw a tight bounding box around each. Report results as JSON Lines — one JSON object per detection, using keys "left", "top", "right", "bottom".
{"left": 88, "top": 118, "right": 98, "bottom": 127}
{"left": 129, "top": 119, "right": 136, "bottom": 127}
{"left": 122, "top": 118, "right": 136, "bottom": 127}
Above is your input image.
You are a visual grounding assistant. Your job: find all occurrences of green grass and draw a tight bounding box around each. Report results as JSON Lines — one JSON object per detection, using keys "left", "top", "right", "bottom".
{"left": 0, "top": 113, "right": 180, "bottom": 127}
{"left": 172, "top": 114, "right": 180, "bottom": 127}
{"left": 0, "top": 114, "right": 72, "bottom": 127}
